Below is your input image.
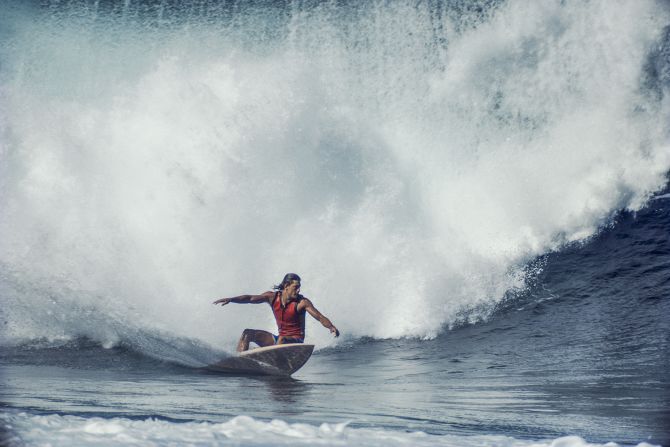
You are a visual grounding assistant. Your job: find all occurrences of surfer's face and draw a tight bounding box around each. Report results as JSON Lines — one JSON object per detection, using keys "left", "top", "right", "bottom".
{"left": 285, "top": 280, "right": 301, "bottom": 299}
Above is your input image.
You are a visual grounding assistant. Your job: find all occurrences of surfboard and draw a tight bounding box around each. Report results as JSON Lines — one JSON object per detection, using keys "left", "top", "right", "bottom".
{"left": 206, "top": 344, "right": 315, "bottom": 376}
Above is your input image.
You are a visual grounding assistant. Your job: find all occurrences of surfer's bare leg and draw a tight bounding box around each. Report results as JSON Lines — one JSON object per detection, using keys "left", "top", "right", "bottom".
{"left": 237, "top": 329, "right": 275, "bottom": 352}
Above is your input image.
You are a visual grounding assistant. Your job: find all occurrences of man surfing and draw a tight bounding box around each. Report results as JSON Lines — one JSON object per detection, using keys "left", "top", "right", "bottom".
{"left": 213, "top": 273, "right": 340, "bottom": 352}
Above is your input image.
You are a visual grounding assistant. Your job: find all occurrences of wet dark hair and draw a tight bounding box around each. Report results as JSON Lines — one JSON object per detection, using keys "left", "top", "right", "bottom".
{"left": 273, "top": 273, "right": 301, "bottom": 291}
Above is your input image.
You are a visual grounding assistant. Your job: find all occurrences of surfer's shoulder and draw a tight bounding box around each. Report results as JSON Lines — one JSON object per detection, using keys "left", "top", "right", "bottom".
{"left": 260, "top": 290, "right": 275, "bottom": 301}
{"left": 297, "top": 295, "right": 312, "bottom": 309}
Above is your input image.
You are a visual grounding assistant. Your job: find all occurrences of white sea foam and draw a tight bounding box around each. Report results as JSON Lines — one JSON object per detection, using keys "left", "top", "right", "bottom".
{"left": 0, "top": 412, "right": 659, "bottom": 447}
{"left": 0, "top": 0, "right": 669, "bottom": 354}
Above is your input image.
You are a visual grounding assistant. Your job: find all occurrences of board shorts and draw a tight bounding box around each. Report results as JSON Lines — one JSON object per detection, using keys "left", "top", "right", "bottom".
{"left": 272, "top": 334, "right": 304, "bottom": 345}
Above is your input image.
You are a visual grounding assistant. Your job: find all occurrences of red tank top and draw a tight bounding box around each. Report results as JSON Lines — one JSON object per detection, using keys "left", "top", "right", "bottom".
{"left": 272, "top": 292, "right": 305, "bottom": 338}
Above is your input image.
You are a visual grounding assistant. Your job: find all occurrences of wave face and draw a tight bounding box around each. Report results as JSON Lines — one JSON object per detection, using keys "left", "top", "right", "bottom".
{"left": 1, "top": 0, "right": 669, "bottom": 353}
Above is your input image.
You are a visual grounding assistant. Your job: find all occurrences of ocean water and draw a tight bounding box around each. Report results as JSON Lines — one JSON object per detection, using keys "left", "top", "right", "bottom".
{"left": 1, "top": 0, "right": 669, "bottom": 445}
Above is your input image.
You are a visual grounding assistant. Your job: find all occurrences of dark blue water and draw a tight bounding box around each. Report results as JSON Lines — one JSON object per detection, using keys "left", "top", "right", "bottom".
{"left": 2, "top": 188, "right": 669, "bottom": 445}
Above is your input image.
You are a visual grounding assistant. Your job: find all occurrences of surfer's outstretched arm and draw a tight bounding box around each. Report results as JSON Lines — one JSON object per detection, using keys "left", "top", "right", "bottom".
{"left": 213, "top": 291, "right": 273, "bottom": 306}
{"left": 302, "top": 299, "right": 340, "bottom": 337}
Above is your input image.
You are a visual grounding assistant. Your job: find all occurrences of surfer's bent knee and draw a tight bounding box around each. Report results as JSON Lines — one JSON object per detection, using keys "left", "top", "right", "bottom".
{"left": 240, "top": 329, "right": 274, "bottom": 347}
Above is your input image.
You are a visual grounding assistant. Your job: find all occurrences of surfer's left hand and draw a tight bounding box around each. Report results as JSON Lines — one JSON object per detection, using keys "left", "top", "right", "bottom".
{"left": 330, "top": 326, "right": 340, "bottom": 337}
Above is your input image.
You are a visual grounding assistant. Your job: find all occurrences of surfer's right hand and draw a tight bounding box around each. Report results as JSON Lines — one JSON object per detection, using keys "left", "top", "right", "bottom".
{"left": 213, "top": 298, "right": 231, "bottom": 306}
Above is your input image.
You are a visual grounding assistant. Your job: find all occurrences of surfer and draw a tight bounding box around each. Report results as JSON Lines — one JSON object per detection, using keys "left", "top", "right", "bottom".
{"left": 213, "top": 273, "right": 340, "bottom": 352}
